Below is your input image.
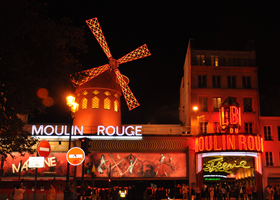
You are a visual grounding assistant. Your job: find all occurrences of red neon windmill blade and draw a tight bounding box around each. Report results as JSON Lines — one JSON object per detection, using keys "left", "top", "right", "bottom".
{"left": 71, "top": 17, "right": 151, "bottom": 110}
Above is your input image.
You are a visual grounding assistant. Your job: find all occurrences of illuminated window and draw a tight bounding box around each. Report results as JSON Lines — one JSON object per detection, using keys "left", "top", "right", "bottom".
{"left": 93, "top": 90, "right": 99, "bottom": 95}
{"left": 213, "top": 97, "right": 221, "bottom": 112}
{"left": 81, "top": 98, "right": 87, "bottom": 109}
{"left": 242, "top": 76, "right": 251, "bottom": 89}
{"left": 200, "top": 122, "right": 208, "bottom": 134}
{"left": 264, "top": 126, "right": 272, "bottom": 140}
{"left": 214, "top": 122, "right": 221, "bottom": 133}
{"left": 199, "top": 97, "right": 208, "bottom": 112}
{"left": 211, "top": 55, "right": 219, "bottom": 67}
{"left": 104, "top": 91, "right": 111, "bottom": 96}
{"left": 266, "top": 152, "right": 273, "bottom": 166}
{"left": 92, "top": 97, "right": 99, "bottom": 109}
{"left": 83, "top": 91, "right": 88, "bottom": 95}
{"left": 245, "top": 123, "right": 253, "bottom": 133}
{"left": 227, "top": 76, "right": 236, "bottom": 88}
{"left": 212, "top": 76, "right": 221, "bottom": 88}
{"left": 114, "top": 100, "right": 119, "bottom": 112}
{"left": 198, "top": 75, "right": 207, "bottom": 88}
{"left": 243, "top": 98, "right": 252, "bottom": 112}
{"left": 104, "top": 98, "right": 111, "bottom": 110}
{"left": 197, "top": 55, "right": 205, "bottom": 66}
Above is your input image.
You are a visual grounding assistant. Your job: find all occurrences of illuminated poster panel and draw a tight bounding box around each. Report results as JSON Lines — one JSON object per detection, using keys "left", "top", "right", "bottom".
{"left": 2, "top": 153, "right": 72, "bottom": 177}
{"left": 83, "top": 153, "right": 186, "bottom": 178}
{"left": 202, "top": 156, "right": 255, "bottom": 180}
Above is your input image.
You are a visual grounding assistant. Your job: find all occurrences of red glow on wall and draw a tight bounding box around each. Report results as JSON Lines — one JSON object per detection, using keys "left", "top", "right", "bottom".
{"left": 195, "top": 134, "right": 263, "bottom": 153}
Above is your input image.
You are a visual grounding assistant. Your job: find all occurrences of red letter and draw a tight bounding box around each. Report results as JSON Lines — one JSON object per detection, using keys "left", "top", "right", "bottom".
{"left": 238, "top": 135, "right": 247, "bottom": 150}
{"left": 247, "top": 136, "right": 254, "bottom": 150}
{"left": 227, "top": 135, "right": 235, "bottom": 150}
{"left": 214, "top": 135, "right": 222, "bottom": 151}
{"left": 199, "top": 137, "right": 204, "bottom": 152}
{"left": 205, "top": 136, "right": 213, "bottom": 151}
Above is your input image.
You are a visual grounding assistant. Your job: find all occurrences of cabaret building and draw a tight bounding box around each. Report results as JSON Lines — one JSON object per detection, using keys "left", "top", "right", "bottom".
{"left": 0, "top": 37, "right": 275, "bottom": 200}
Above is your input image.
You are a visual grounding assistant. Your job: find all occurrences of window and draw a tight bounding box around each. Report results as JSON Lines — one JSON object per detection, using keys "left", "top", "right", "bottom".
{"left": 214, "top": 122, "right": 221, "bottom": 133}
{"left": 266, "top": 152, "right": 273, "bottom": 166}
{"left": 197, "top": 55, "right": 205, "bottom": 66}
{"left": 278, "top": 126, "right": 280, "bottom": 141}
{"left": 212, "top": 76, "right": 221, "bottom": 88}
{"left": 198, "top": 75, "right": 207, "bottom": 88}
{"left": 227, "top": 76, "right": 236, "bottom": 88}
{"left": 211, "top": 55, "right": 219, "bottom": 67}
{"left": 114, "top": 100, "right": 119, "bottom": 112}
{"left": 243, "top": 98, "right": 252, "bottom": 112}
{"left": 242, "top": 76, "right": 251, "bottom": 89}
{"left": 81, "top": 98, "right": 87, "bottom": 110}
{"left": 200, "top": 122, "right": 208, "bottom": 134}
{"left": 199, "top": 97, "right": 208, "bottom": 112}
{"left": 245, "top": 123, "right": 253, "bottom": 133}
{"left": 92, "top": 97, "right": 99, "bottom": 109}
{"left": 104, "top": 98, "right": 111, "bottom": 110}
{"left": 213, "top": 97, "right": 221, "bottom": 112}
{"left": 264, "top": 126, "right": 272, "bottom": 140}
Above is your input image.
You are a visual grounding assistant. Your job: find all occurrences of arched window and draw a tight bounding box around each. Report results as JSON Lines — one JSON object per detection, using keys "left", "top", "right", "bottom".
{"left": 92, "top": 97, "right": 99, "bottom": 109}
{"left": 114, "top": 100, "right": 119, "bottom": 112}
{"left": 104, "top": 98, "right": 111, "bottom": 110}
{"left": 81, "top": 98, "right": 87, "bottom": 109}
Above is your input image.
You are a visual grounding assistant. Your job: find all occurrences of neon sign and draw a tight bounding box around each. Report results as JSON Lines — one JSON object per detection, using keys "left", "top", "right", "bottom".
{"left": 203, "top": 157, "right": 250, "bottom": 173}
{"left": 97, "top": 125, "right": 142, "bottom": 136}
{"left": 31, "top": 125, "right": 142, "bottom": 139}
{"left": 219, "top": 97, "right": 241, "bottom": 133}
{"left": 195, "top": 134, "right": 263, "bottom": 153}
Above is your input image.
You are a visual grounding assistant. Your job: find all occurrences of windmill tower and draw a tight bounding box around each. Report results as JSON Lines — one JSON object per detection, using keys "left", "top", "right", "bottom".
{"left": 71, "top": 17, "right": 151, "bottom": 134}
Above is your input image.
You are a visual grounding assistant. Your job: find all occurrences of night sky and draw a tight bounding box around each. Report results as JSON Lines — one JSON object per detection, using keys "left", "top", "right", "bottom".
{"left": 31, "top": 1, "right": 280, "bottom": 124}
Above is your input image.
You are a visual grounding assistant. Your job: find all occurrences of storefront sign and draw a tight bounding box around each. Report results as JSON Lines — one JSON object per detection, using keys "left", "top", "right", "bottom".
{"left": 97, "top": 125, "right": 142, "bottom": 136}
{"left": 32, "top": 125, "right": 83, "bottom": 136}
{"left": 31, "top": 125, "right": 142, "bottom": 139}
{"left": 195, "top": 134, "right": 263, "bottom": 153}
{"left": 220, "top": 106, "right": 241, "bottom": 133}
{"left": 203, "top": 157, "right": 250, "bottom": 173}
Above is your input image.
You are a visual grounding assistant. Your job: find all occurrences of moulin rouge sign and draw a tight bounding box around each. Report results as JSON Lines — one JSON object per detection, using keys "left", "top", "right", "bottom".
{"left": 195, "top": 134, "right": 263, "bottom": 153}
{"left": 31, "top": 125, "right": 142, "bottom": 139}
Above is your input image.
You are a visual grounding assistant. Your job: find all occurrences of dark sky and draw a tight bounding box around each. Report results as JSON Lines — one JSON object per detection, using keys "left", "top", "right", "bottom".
{"left": 31, "top": 1, "right": 280, "bottom": 124}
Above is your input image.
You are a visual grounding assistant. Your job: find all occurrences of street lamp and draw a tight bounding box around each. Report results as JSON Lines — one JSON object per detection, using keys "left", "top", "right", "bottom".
{"left": 64, "top": 95, "right": 79, "bottom": 200}
{"left": 193, "top": 106, "right": 205, "bottom": 134}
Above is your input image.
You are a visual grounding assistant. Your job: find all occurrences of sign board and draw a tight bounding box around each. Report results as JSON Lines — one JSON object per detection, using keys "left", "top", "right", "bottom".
{"left": 38, "top": 140, "right": 51, "bottom": 158}
{"left": 66, "top": 147, "right": 85, "bottom": 166}
{"left": 29, "top": 157, "right": 45, "bottom": 168}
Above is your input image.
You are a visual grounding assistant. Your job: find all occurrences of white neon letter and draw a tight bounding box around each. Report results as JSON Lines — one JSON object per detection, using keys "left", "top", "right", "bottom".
{"left": 97, "top": 126, "right": 105, "bottom": 135}
{"left": 125, "top": 126, "right": 134, "bottom": 136}
{"left": 135, "top": 126, "right": 142, "bottom": 136}
{"left": 44, "top": 125, "right": 54, "bottom": 136}
{"left": 32, "top": 125, "right": 43, "bottom": 136}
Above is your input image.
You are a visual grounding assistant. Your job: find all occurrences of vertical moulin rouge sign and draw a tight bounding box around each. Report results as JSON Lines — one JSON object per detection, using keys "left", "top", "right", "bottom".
{"left": 219, "top": 96, "right": 241, "bottom": 134}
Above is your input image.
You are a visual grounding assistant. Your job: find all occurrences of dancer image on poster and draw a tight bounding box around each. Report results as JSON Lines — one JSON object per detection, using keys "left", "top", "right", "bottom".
{"left": 124, "top": 157, "right": 138, "bottom": 176}
{"left": 97, "top": 155, "right": 108, "bottom": 176}
{"left": 155, "top": 154, "right": 169, "bottom": 177}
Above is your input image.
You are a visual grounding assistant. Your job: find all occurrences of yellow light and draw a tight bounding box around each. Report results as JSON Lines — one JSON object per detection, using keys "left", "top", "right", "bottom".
{"left": 193, "top": 106, "right": 198, "bottom": 111}
{"left": 66, "top": 95, "right": 79, "bottom": 113}
{"left": 66, "top": 96, "right": 76, "bottom": 106}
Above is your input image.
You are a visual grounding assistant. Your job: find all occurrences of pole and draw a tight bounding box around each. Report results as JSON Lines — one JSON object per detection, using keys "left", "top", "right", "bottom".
{"left": 33, "top": 152, "right": 39, "bottom": 200}
{"left": 18, "top": 160, "right": 22, "bottom": 184}
{"left": 81, "top": 161, "right": 85, "bottom": 200}
{"left": 64, "top": 120, "right": 73, "bottom": 200}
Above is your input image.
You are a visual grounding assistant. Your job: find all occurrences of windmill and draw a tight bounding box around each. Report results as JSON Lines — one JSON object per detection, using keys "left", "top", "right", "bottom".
{"left": 71, "top": 17, "right": 151, "bottom": 111}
